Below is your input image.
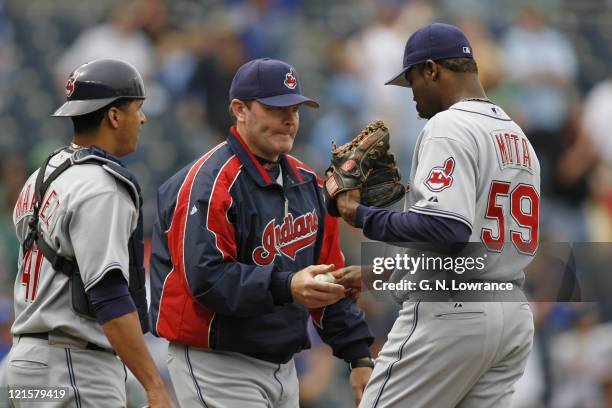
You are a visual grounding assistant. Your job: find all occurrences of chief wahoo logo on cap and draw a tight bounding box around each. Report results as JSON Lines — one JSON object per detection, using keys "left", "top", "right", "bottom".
{"left": 284, "top": 69, "right": 297, "bottom": 89}
{"left": 65, "top": 72, "right": 79, "bottom": 97}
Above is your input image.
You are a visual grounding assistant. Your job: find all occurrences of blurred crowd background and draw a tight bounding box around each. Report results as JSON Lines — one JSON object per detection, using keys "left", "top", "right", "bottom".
{"left": 0, "top": 0, "right": 611, "bottom": 406}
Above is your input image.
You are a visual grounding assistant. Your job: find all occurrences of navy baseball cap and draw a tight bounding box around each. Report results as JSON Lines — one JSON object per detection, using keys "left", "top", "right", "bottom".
{"left": 229, "top": 58, "right": 319, "bottom": 108}
{"left": 385, "top": 23, "right": 474, "bottom": 87}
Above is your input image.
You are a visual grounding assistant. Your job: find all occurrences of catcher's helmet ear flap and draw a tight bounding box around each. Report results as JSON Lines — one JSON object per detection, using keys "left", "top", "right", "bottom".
{"left": 52, "top": 59, "right": 146, "bottom": 117}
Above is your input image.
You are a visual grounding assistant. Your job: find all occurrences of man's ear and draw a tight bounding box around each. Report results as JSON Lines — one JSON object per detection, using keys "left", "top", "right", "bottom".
{"left": 230, "top": 99, "right": 248, "bottom": 123}
{"left": 423, "top": 60, "right": 439, "bottom": 82}
{"left": 106, "top": 106, "right": 122, "bottom": 129}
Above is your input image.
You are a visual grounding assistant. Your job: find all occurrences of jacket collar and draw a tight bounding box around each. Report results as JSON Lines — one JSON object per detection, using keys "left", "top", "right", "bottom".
{"left": 227, "top": 126, "right": 304, "bottom": 187}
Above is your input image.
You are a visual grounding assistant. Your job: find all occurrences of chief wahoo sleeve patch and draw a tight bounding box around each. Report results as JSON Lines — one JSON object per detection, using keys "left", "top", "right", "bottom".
{"left": 424, "top": 157, "right": 455, "bottom": 192}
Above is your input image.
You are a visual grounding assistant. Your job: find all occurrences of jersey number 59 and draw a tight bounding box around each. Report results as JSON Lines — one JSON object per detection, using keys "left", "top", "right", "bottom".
{"left": 481, "top": 181, "right": 539, "bottom": 255}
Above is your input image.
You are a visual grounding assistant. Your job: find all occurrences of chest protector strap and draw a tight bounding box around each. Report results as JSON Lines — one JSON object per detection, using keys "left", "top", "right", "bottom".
{"left": 23, "top": 146, "right": 149, "bottom": 332}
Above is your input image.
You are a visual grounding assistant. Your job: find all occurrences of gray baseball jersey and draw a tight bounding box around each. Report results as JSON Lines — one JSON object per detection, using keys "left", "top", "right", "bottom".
{"left": 360, "top": 100, "right": 539, "bottom": 407}
{"left": 11, "top": 148, "right": 138, "bottom": 348}
{"left": 406, "top": 99, "right": 540, "bottom": 283}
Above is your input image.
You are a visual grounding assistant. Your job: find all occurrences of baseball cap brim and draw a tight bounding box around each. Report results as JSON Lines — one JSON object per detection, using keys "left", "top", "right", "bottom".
{"left": 384, "top": 67, "right": 411, "bottom": 87}
{"left": 51, "top": 98, "right": 118, "bottom": 117}
{"left": 257, "top": 93, "right": 319, "bottom": 109}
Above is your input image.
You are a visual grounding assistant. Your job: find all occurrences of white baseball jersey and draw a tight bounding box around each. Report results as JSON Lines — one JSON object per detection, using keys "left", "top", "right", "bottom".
{"left": 406, "top": 100, "right": 540, "bottom": 283}
{"left": 11, "top": 148, "right": 138, "bottom": 347}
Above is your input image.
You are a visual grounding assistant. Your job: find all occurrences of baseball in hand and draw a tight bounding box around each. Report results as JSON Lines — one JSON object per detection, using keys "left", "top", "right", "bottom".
{"left": 314, "top": 273, "right": 337, "bottom": 284}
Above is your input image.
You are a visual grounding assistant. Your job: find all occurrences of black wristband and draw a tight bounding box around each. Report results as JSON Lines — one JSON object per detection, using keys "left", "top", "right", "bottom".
{"left": 348, "top": 357, "right": 374, "bottom": 371}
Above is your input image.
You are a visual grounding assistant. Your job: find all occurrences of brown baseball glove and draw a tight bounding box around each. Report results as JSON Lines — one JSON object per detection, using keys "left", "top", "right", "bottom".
{"left": 324, "top": 119, "right": 404, "bottom": 217}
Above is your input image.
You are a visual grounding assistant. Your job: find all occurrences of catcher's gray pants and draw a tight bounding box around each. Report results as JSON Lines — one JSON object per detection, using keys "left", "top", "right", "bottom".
{"left": 360, "top": 301, "right": 534, "bottom": 408}
{"left": 6, "top": 335, "right": 126, "bottom": 407}
{"left": 168, "top": 342, "right": 299, "bottom": 408}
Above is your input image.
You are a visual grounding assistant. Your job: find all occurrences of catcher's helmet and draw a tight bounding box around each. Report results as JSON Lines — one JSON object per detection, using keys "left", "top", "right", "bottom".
{"left": 52, "top": 59, "right": 145, "bottom": 117}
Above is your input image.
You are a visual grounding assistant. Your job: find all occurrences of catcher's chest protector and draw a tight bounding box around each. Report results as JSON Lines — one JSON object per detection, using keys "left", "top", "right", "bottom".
{"left": 23, "top": 146, "right": 149, "bottom": 332}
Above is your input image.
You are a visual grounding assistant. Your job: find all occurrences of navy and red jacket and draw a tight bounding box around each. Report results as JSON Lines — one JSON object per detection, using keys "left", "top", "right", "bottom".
{"left": 149, "top": 127, "right": 373, "bottom": 363}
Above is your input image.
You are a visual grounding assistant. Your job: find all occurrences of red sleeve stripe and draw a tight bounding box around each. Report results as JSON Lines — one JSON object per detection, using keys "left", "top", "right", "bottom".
{"left": 166, "top": 142, "right": 227, "bottom": 235}
{"left": 173, "top": 142, "right": 227, "bottom": 281}
{"left": 156, "top": 142, "right": 226, "bottom": 346}
{"left": 154, "top": 266, "right": 176, "bottom": 334}
{"left": 317, "top": 213, "right": 346, "bottom": 268}
{"left": 206, "top": 155, "right": 243, "bottom": 262}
